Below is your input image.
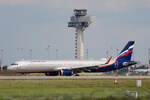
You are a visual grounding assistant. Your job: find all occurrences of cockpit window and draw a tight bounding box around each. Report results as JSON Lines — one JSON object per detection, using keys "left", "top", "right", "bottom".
{"left": 11, "top": 63, "right": 18, "bottom": 65}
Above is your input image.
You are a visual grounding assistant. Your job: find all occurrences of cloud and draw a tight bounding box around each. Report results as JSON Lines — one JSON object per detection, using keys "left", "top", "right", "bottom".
{"left": 47, "top": 0, "right": 129, "bottom": 12}
{"left": 0, "top": 0, "right": 34, "bottom": 5}
{"left": 147, "top": 0, "right": 150, "bottom": 7}
{"left": 0, "top": 0, "right": 150, "bottom": 12}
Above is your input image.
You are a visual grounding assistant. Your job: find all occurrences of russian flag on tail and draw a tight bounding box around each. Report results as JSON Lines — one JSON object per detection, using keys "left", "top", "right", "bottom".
{"left": 116, "top": 41, "right": 135, "bottom": 61}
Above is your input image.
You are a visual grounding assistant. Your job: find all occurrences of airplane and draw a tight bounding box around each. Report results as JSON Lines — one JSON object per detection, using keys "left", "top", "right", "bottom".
{"left": 7, "top": 41, "right": 137, "bottom": 76}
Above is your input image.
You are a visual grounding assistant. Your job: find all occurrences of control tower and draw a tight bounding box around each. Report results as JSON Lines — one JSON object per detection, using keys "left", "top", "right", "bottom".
{"left": 68, "top": 9, "right": 92, "bottom": 59}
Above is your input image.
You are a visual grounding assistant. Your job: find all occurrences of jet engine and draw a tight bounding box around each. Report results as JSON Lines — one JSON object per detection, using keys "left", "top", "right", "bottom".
{"left": 61, "top": 69, "right": 72, "bottom": 76}
{"left": 45, "top": 69, "right": 73, "bottom": 76}
{"left": 45, "top": 72, "right": 59, "bottom": 76}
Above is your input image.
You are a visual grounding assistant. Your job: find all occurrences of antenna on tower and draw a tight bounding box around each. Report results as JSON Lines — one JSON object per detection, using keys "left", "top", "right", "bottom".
{"left": 68, "top": 9, "right": 93, "bottom": 60}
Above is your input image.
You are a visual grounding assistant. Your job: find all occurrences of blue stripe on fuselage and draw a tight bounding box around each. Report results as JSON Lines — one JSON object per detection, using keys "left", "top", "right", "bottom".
{"left": 89, "top": 62, "right": 124, "bottom": 72}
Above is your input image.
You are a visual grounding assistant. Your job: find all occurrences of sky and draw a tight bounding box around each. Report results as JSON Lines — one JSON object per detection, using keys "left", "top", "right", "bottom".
{"left": 0, "top": 0, "right": 150, "bottom": 65}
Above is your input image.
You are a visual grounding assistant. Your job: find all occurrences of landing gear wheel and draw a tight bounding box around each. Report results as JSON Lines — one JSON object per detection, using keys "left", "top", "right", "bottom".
{"left": 75, "top": 73, "right": 79, "bottom": 76}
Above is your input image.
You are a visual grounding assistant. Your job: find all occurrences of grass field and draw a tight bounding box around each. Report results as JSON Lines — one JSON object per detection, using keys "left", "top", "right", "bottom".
{"left": 0, "top": 79, "right": 150, "bottom": 100}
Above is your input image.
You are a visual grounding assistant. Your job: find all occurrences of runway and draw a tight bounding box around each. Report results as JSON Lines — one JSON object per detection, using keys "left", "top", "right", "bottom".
{"left": 0, "top": 76, "right": 150, "bottom": 80}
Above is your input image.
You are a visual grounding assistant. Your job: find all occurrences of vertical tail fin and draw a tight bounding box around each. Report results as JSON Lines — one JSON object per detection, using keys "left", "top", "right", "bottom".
{"left": 116, "top": 41, "right": 135, "bottom": 61}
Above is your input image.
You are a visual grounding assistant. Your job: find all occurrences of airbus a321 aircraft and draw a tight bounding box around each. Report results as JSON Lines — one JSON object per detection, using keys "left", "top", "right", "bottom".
{"left": 7, "top": 41, "right": 137, "bottom": 76}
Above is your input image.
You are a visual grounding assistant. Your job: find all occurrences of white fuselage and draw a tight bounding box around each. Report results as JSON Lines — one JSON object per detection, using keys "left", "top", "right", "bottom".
{"left": 8, "top": 60, "right": 111, "bottom": 73}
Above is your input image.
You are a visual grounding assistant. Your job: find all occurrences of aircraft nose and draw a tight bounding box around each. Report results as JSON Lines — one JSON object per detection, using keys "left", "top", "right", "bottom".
{"left": 7, "top": 66, "right": 17, "bottom": 71}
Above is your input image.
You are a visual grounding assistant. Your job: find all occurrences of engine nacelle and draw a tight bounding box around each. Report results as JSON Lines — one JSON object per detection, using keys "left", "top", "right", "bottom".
{"left": 61, "top": 69, "right": 72, "bottom": 76}
{"left": 45, "top": 72, "right": 59, "bottom": 76}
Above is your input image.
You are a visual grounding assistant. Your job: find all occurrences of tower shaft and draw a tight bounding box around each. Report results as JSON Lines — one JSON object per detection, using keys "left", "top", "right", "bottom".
{"left": 76, "top": 28, "right": 84, "bottom": 59}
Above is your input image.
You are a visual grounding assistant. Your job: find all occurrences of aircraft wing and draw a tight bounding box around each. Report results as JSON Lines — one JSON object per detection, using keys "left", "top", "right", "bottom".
{"left": 57, "top": 62, "right": 110, "bottom": 73}
{"left": 57, "top": 64, "right": 100, "bottom": 72}
{"left": 57, "top": 56, "right": 112, "bottom": 73}
{"left": 59, "top": 64, "right": 99, "bottom": 70}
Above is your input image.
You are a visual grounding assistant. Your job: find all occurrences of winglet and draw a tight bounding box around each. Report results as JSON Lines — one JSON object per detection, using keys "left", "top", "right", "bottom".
{"left": 105, "top": 56, "right": 112, "bottom": 64}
